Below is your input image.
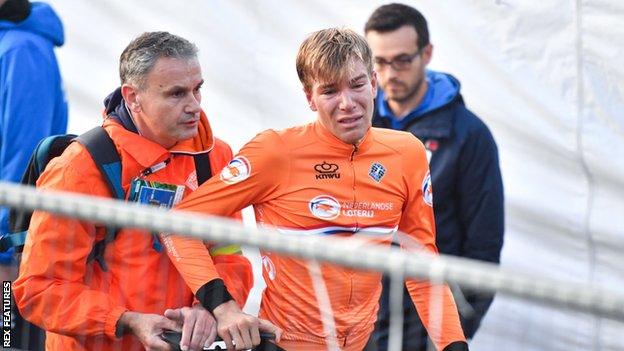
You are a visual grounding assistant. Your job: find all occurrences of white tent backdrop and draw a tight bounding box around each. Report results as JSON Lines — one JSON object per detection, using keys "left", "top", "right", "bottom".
{"left": 47, "top": 1, "right": 624, "bottom": 350}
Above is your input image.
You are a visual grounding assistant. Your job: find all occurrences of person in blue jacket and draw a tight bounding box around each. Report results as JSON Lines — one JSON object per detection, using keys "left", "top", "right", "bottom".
{"left": 0, "top": 0, "right": 67, "bottom": 267}
{"left": 364, "top": 3, "right": 504, "bottom": 350}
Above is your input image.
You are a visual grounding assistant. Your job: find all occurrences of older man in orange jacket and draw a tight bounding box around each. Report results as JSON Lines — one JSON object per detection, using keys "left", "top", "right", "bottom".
{"left": 14, "top": 32, "right": 276, "bottom": 351}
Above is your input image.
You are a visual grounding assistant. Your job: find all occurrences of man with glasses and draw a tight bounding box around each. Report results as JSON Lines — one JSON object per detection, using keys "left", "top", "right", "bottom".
{"left": 364, "top": 3, "right": 504, "bottom": 350}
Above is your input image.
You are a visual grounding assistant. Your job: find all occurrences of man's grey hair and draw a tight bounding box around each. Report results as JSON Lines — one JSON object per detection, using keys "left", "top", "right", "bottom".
{"left": 119, "top": 31, "right": 198, "bottom": 89}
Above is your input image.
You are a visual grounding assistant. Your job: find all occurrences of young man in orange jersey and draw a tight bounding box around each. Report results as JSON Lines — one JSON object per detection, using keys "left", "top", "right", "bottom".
{"left": 171, "top": 28, "right": 468, "bottom": 351}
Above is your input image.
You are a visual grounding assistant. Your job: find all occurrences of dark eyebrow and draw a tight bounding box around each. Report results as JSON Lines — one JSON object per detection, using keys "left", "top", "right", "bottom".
{"left": 163, "top": 79, "right": 204, "bottom": 94}
{"left": 164, "top": 85, "right": 188, "bottom": 94}
{"left": 374, "top": 53, "right": 412, "bottom": 61}
{"left": 394, "top": 53, "right": 414, "bottom": 59}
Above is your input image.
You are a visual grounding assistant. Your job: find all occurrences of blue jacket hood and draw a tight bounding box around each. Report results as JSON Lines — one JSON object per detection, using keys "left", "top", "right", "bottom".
{"left": 104, "top": 87, "right": 139, "bottom": 134}
{"left": 417, "top": 70, "right": 460, "bottom": 115}
{"left": 0, "top": 2, "right": 64, "bottom": 46}
{"left": 376, "top": 70, "right": 460, "bottom": 130}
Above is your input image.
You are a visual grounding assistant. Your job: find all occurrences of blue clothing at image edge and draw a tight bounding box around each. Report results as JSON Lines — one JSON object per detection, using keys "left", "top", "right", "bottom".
{"left": 0, "top": 2, "right": 67, "bottom": 264}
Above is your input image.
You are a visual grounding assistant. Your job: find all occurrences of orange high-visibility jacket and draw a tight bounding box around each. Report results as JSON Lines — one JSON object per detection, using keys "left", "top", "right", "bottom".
{"left": 13, "top": 113, "right": 252, "bottom": 351}
{"left": 172, "top": 121, "right": 466, "bottom": 350}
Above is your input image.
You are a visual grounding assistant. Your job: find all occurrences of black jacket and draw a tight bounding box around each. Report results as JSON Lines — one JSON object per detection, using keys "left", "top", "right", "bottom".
{"left": 371, "top": 71, "right": 504, "bottom": 350}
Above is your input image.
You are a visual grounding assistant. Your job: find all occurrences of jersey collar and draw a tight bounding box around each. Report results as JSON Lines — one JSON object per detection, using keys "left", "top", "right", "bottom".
{"left": 313, "top": 120, "right": 374, "bottom": 155}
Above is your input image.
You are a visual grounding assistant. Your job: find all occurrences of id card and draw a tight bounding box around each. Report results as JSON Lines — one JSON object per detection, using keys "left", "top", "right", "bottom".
{"left": 128, "top": 178, "right": 185, "bottom": 209}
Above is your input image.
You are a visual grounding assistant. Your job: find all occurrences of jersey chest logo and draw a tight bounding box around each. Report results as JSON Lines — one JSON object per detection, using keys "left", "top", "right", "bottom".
{"left": 308, "top": 195, "right": 341, "bottom": 220}
{"left": 368, "top": 162, "right": 386, "bottom": 183}
{"left": 314, "top": 161, "right": 340, "bottom": 180}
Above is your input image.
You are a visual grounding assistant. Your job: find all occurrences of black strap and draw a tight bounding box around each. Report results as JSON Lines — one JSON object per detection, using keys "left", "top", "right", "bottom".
{"left": 76, "top": 127, "right": 124, "bottom": 271}
{"left": 76, "top": 127, "right": 124, "bottom": 200}
{"left": 442, "top": 341, "right": 470, "bottom": 351}
{"left": 194, "top": 153, "right": 212, "bottom": 185}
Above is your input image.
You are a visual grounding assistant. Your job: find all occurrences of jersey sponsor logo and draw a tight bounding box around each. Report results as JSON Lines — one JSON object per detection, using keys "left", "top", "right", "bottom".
{"left": 368, "top": 162, "right": 386, "bottom": 183}
{"left": 220, "top": 156, "right": 251, "bottom": 184}
{"left": 340, "top": 201, "right": 394, "bottom": 218}
{"left": 314, "top": 161, "right": 340, "bottom": 180}
{"left": 262, "top": 255, "right": 276, "bottom": 280}
{"left": 309, "top": 195, "right": 341, "bottom": 220}
{"left": 341, "top": 209, "right": 374, "bottom": 218}
{"left": 422, "top": 171, "right": 433, "bottom": 206}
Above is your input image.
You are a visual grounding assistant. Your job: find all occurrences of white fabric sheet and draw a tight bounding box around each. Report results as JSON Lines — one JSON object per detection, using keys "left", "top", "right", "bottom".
{"left": 47, "top": 1, "right": 624, "bottom": 349}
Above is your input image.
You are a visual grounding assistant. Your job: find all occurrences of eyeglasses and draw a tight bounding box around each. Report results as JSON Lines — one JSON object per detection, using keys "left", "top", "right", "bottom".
{"left": 373, "top": 49, "right": 422, "bottom": 71}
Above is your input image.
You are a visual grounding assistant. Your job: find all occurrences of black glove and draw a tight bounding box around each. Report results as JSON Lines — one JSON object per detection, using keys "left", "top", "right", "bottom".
{"left": 442, "top": 341, "right": 469, "bottom": 351}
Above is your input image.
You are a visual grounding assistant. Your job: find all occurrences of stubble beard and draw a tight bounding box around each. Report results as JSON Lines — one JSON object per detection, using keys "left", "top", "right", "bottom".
{"left": 385, "top": 75, "right": 425, "bottom": 106}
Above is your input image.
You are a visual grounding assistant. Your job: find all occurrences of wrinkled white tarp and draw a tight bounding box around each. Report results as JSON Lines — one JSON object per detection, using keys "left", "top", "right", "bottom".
{"left": 48, "top": 1, "right": 624, "bottom": 350}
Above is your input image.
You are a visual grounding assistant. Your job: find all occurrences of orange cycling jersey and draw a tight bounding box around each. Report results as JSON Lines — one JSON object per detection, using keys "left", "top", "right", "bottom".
{"left": 172, "top": 120, "right": 465, "bottom": 350}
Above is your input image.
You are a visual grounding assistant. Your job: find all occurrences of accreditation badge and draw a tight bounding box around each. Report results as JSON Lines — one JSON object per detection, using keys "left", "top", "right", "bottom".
{"left": 128, "top": 178, "right": 185, "bottom": 209}
{"left": 128, "top": 178, "right": 186, "bottom": 252}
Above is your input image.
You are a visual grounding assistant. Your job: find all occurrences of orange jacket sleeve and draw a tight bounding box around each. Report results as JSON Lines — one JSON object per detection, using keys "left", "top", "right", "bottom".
{"left": 13, "top": 145, "right": 127, "bottom": 339}
{"left": 398, "top": 137, "right": 467, "bottom": 349}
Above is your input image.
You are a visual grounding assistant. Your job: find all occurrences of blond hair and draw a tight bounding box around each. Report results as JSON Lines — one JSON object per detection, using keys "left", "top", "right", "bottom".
{"left": 296, "top": 27, "right": 373, "bottom": 93}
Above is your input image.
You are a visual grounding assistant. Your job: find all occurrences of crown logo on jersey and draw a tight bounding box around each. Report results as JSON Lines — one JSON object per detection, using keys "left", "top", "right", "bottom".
{"left": 314, "top": 161, "right": 340, "bottom": 180}
{"left": 368, "top": 162, "right": 386, "bottom": 183}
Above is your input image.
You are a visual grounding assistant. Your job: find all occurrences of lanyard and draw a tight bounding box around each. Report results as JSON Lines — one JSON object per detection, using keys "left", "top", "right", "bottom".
{"left": 139, "top": 158, "right": 171, "bottom": 178}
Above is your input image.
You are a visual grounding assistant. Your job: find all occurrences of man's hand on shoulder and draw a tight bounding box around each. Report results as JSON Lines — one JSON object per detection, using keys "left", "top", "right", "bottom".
{"left": 212, "top": 300, "right": 282, "bottom": 350}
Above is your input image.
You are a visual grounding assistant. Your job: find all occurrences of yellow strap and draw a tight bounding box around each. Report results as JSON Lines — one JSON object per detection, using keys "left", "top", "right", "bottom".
{"left": 209, "top": 244, "right": 243, "bottom": 256}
